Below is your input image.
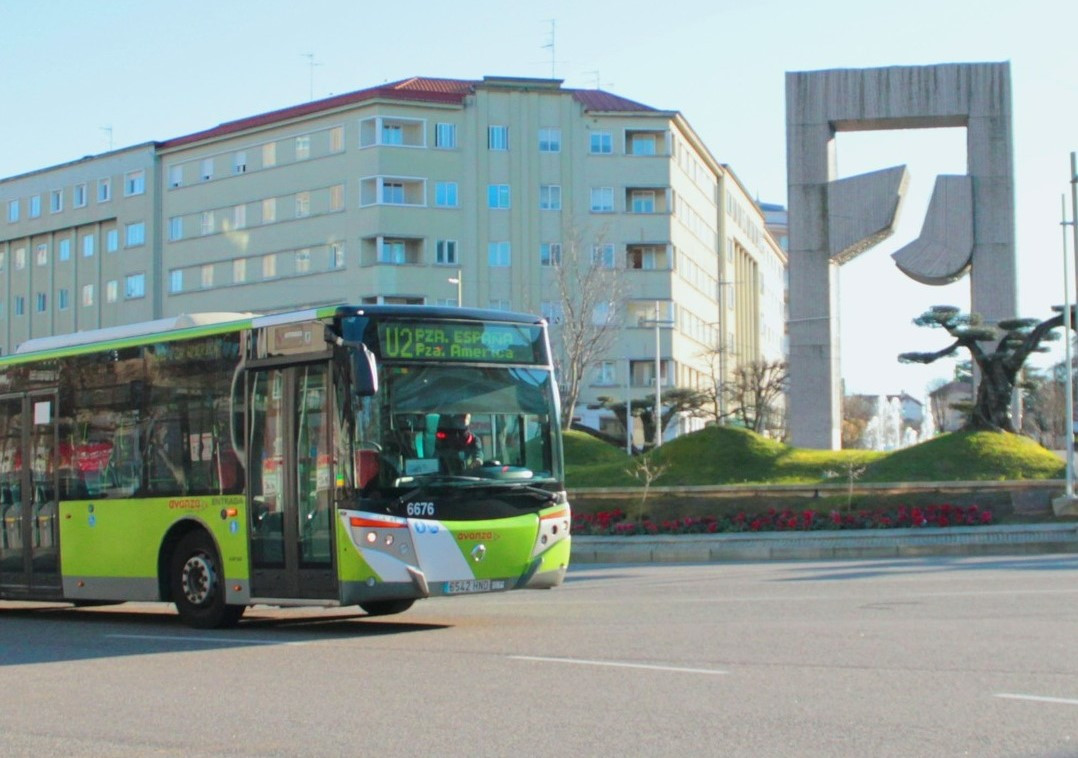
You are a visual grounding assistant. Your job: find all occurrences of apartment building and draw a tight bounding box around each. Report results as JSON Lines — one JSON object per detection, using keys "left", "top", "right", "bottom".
{"left": 0, "top": 75, "right": 785, "bottom": 441}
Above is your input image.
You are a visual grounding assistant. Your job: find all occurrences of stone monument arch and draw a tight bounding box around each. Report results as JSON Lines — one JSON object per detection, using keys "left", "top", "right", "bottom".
{"left": 785, "top": 62, "right": 1016, "bottom": 449}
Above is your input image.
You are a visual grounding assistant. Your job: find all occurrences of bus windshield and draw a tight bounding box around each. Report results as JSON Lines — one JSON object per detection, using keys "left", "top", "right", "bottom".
{"left": 356, "top": 363, "right": 560, "bottom": 489}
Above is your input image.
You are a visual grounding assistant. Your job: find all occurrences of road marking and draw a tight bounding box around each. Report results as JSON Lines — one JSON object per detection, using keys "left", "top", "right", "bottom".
{"left": 995, "top": 693, "right": 1078, "bottom": 706}
{"left": 510, "top": 655, "right": 726, "bottom": 676}
{"left": 106, "top": 633, "right": 308, "bottom": 646}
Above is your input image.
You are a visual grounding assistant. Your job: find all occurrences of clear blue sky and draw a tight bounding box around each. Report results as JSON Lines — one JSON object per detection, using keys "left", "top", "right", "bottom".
{"left": 1, "top": 0, "right": 1075, "bottom": 399}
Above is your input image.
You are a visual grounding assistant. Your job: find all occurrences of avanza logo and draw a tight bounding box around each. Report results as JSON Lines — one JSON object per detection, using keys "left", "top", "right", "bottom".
{"left": 168, "top": 499, "right": 204, "bottom": 510}
{"left": 456, "top": 531, "right": 496, "bottom": 541}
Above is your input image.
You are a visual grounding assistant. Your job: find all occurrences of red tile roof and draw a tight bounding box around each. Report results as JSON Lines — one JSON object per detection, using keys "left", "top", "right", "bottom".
{"left": 157, "top": 77, "right": 658, "bottom": 149}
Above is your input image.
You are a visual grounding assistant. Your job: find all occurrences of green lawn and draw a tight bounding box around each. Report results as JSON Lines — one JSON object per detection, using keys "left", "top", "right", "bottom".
{"left": 563, "top": 426, "right": 1065, "bottom": 489}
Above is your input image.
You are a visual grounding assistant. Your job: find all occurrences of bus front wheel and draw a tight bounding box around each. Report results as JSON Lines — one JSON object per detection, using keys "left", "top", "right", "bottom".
{"left": 359, "top": 599, "right": 415, "bottom": 616}
{"left": 170, "top": 530, "right": 245, "bottom": 629}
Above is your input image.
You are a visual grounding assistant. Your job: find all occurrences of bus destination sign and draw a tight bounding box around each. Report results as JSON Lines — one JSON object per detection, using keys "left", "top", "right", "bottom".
{"left": 378, "top": 322, "right": 542, "bottom": 363}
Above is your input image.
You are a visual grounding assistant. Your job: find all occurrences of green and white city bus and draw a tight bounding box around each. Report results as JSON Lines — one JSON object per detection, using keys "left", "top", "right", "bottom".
{"left": 0, "top": 305, "right": 571, "bottom": 627}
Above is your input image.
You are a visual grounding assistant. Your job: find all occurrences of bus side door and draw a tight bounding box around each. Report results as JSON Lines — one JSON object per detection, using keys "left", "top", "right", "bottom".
{"left": 246, "top": 363, "right": 338, "bottom": 600}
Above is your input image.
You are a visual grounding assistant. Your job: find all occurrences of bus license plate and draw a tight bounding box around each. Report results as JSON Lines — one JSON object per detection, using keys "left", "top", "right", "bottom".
{"left": 444, "top": 579, "right": 491, "bottom": 594}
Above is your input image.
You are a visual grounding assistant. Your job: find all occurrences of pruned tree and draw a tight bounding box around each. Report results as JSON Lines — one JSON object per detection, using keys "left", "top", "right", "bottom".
{"left": 723, "top": 360, "right": 788, "bottom": 436}
{"left": 597, "top": 387, "right": 709, "bottom": 449}
{"left": 695, "top": 338, "right": 736, "bottom": 424}
{"left": 842, "top": 394, "right": 875, "bottom": 448}
{"left": 899, "top": 305, "right": 1067, "bottom": 432}
{"left": 549, "top": 224, "right": 626, "bottom": 429}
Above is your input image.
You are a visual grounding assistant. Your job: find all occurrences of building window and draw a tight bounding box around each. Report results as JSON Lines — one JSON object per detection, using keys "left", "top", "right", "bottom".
{"left": 233, "top": 151, "right": 247, "bottom": 174}
{"left": 200, "top": 264, "right": 214, "bottom": 289}
{"left": 330, "top": 242, "right": 344, "bottom": 269}
{"left": 295, "top": 135, "right": 311, "bottom": 160}
{"left": 592, "top": 244, "right": 616, "bottom": 268}
{"left": 82, "top": 235, "right": 94, "bottom": 258}
{"left": 382, "top": 182, "right": 405, "bottom": 205}
{"left": 540, "top": 242, "right": 562, "bottom": 267}
{"left": 98, "top": 177, "right": 111, "bottom": 202}
{"left": 539, "top": 184, "right": 562, "bottom": 210}
{"left": 594, "top": 361, "right": 616, "bottom": 385}
{"left": 487, "top": 184, "right": 511, "bottom": 209}
{"left": 262, "top": 253, "right": 277, "bottom": 279}
{"left": 379, "top": 239, "right": 406, "bottom": 264}
{"left": 35, "top": 244, "right": 48, "bottom": 266}
{"left": 489, "top": 298, "right": 510, "bottom": 311}
{"left": 106, "top": 228, "right": 119, "bottom": 252}
{"left": 435, "top": 181, "right": 458, "bottom": 207}
{"left": 435, "top": 122, "right": 456, "bottom": 149}
{"left": 14, "top": 247, "right": 25, "bottom": 269}
{"left": 590, "top": 186, "right": 614, "bottom": 212}
{"left": 330, "top": 184, "right": 344, "bottom": 211}
{"left": 233, "top": 258, "right": 247, "bottom": 283}
{"left": 50, "top": 189, "right": 63, "bottom": 213}
{"left": 169, "top": 217, "right": 183, "bottom": 241}
{"left": 6, "top": 199, "right": 18, "bottom": 222}
{"left": 125, "top": 222, "right": 145, "bottom": 247}
{"left": 381, "top": 123, "right": 403, "bottom": 145}
{"left": 73, "top": 183, "right": 87, "bottom": 208}
{"left": 631, "top": 190, "right": 656, "bottom": 214}
{"left": 169, "top": 165, "right": 183, "bottom": 187}
{"left": 539, "top": 127, "right": 561, "bottom": 152}
{"left": 125, "top": 273, "right": 146, "bottom": 299}
{"left": 488, "top": 241, "right": 511, "bottom": 267}
{"left": 29, "top": 195, "right": 41, "bottom": 218}
{"left": 540, "top": 301, "right": 563, "bottom": 324}
{"left": 590, "top": 131, "right": 613, "bottom": 154}
{"left": 58, "top": 288, "right": 70, "bottom": 310}
{"left": 14, "top": 296, "right": 25, "bottom": 316}
{"left": 82, "top": 284, "right": 95, "bottom": 306}
{"left": 295, "top": 248, "right": 311, "bottom": 273}
{"left": 58, "top": 238, "right": 71, "bottom": 261}
{"left": 295, "top": 191, "right": 310, "bottom": 218}
{"left": 330, "top": 126, "right": 344, "bottom": 153}
{"left": 106, "top": 280, "right": 118, "bottom": 303}
{"left": 262, "top": 197, "right": 277, "bottom": 223}
{"left": 488, "top": 125, "right": 509, "bottom": 151}
{"left": 169, "top": 270, "right": 183, "bottom": 294}
{"left": 629, "top": 133, "right": 657, "bottom": 155}
{"left": 436, "top": 239, "right": 457, "bottom": 265}
{"left": 233, "top": 204, "right": 247, "bottom": 229}
{"left": 262, "top": 142, "right": 277, "bottom": 168}
{"left": 201, "top": 211, "right": 215, "bottom": 235}
{"left": 125, "top": 169, "right": 146, "bottom": 196}
{"left": 199, "top": 158, "right": 213, "bottom": 182}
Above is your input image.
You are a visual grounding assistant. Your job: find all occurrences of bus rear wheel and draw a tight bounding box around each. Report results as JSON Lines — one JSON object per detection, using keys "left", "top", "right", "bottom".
{"left": 359, "top": 599, "right": 415, "bottom": 616}
{"left": 170, "top": 530, "right": 245, "bottom": 629}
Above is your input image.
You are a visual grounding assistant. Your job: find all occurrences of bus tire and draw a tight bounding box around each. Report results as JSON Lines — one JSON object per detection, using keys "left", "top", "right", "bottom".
{"left": 170, "top": 530, "right": 245, "bottom": 629}
{"left": 359, "top": 599, "right": 415, "bottom": 616}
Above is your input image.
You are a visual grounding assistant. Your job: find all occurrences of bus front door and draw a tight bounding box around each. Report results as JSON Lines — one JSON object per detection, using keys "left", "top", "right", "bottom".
{"left": 0, "top": 393, "right": 61, "bottom": 598}
{"left": 247, "top": 364, "right": 338, "bottom": 601}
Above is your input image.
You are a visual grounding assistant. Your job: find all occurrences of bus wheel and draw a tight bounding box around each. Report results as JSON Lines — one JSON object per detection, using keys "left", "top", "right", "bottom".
{"left": 359, "top": 599, "right": 415, "bottom": 616}
{"left": 170, "top": 531, "right": 245, "bottom": 629}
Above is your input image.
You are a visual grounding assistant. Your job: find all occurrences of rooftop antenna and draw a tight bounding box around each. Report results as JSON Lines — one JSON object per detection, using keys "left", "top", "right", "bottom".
{"left": 583, "top": 70, "right": 612, "bottom": 90}
{"left": 541, "top": 19, "right": 555, "bottom": 79}
{"left": 100, "top": 125, "right": 113, "bottom": 151}
{"left": 301, "top": 53, "right": 322, "bottom": 101}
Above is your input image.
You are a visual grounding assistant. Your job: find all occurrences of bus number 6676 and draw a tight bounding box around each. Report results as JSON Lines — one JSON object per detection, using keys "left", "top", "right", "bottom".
{"left": 407, "top": 502, "right": 436, "bottom": 517}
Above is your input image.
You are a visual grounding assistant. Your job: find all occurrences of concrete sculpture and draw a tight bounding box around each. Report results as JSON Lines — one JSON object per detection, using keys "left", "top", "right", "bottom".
{"left": 785, "top": 62, "right": 1016, "bottom": 449}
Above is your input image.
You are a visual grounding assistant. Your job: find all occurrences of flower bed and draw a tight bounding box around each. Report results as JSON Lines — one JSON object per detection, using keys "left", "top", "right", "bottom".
{"left": 571, "top": 504, "right": 994, "bottom": 536}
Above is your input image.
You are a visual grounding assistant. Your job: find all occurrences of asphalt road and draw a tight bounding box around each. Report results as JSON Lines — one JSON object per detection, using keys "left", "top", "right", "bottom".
{"left": 2, "top": 555, "right": 1078, "bottom": 757}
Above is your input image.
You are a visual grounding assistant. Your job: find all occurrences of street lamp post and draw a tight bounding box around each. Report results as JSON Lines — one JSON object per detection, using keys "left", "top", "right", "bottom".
{"left": 447, "top": 269, "right": 462, "bottom": 306}
{"left": 1061, "top": 194, "right": 1074, "bottom": 498}
{"left": 641, "top": 301, "right": 674, "bottom": 447}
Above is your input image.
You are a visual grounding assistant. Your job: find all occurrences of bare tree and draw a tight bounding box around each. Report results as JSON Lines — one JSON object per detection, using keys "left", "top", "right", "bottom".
{"left": 723, "top": 360, "right": 788, "bottom": 437}
{"left": 550, "top": 224, "right": 626, "bottom": 429}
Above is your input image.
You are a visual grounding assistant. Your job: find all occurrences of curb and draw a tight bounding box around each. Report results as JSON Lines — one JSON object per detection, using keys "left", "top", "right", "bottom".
{"left": 569, "top": 523, "right": 1078, "bottom": 563}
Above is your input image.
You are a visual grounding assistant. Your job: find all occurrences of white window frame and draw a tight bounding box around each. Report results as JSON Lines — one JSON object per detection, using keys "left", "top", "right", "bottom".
{"left": 435, "top": 122, "right": 457, "bottom": 149}
{"left": 538, "top": 127, "right": 561, "bottom": 153}
{"left": 169, "top": 217, "right": 183, "bottom": 241}
{"left": 487, "top": 241, "right": 511, "bottom": 267}
{"left": 49, "top": 189, "right": 63, "bottom": 214}
{"left": 488, "top": 125, "right": 509, "bottom": 151}
{"left": 125, "top": 273, "right": 146, "bottom": 299}
{"left": 6, "top": 199, "right": 18, "bottom": 222}
{"left": 124, "top": 169, "right": 146, "bottom": 196}
{"left": 125, "top": 221, "right": 145, "bottom": 247}
{"left": 590, "top": 131, "right": 613, "bottom": 154}
{"left": 435, "top": 181, "right": 458, "bottom": 208}
{"left": 436, "top": 239, "right": 458, "bottom": 265}
{"left": 539, "top": 184, "right": 562, "bottom": 210}
{"left": 540, "top": 242, "right": 562, "bottom": 267}
{"left": 97, "top": 177, "right": 111, "bottom": 203}
{"left": 590, "top": 186, "right": 614, "bottom": 213}
{"left": 487, "top": 184, "right": 511, "bottom": 209}
{"left": 73, "top": 183, "right": 87, "bottom": 208}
